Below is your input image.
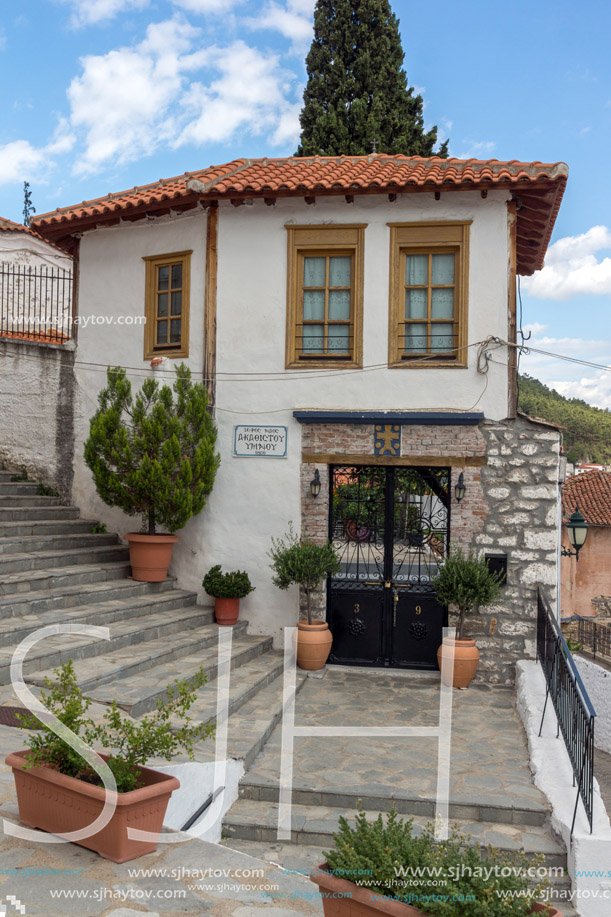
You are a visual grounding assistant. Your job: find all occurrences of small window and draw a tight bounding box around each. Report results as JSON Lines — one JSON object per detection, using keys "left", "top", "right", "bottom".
{"left": 143, "top": 251, "right": 191, "bottom": 359}
{"left": 388, "top": 223, "right": 470, "bottom": 368}
{"left": 286, "top": 225, "right": 365, "bottom": 368}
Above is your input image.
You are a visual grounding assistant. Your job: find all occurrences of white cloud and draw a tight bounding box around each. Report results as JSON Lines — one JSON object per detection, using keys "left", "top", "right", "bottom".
{"left": 172, "top": 0, "right": 241, "bottom": 12}
{"left": 248, "top": 0, "right": 315, "bottom": 48}
{"left": 64, "top": 0, "right": 149, "bottom": 28}
{"left": 0, "top": 119, "right": 75, "bottom": 185}
{"left": 67, "top": 19, "right": 300, "bottom": 174}
{"left": 455, "top": 140, "right": 496, "bottom": 159}
{"left": 522, "top": 225, "right": 611, "bottom": 300}
{"left": 550, "top": 374, "right": 611, "bottom": 409}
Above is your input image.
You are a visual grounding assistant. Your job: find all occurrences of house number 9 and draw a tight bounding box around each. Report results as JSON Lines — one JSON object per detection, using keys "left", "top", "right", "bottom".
{"left": 415, "top": 606, "right": 422, "bottom": 615}
{"left": 353, "top": 603, "right": 360, "bottom": 614}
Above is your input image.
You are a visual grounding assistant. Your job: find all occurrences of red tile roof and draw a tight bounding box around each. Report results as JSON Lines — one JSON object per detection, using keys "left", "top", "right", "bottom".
{"left": 562, "top": 471, "right": 611, "bottom": 526}
{"left": 0, "top": 216, "right": 71, "bottom": 255}
{"left": 32, "top": 155, "right": 568, "bottom": 275}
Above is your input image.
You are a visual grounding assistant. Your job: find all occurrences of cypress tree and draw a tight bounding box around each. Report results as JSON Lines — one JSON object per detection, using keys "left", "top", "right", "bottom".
{"left": 296, "top": 0, "right": 448, "bottom": 158}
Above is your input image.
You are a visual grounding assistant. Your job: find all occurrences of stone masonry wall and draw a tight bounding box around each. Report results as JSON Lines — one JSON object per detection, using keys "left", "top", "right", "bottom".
{"left": 299, "top": 415, "right": 560, "bottom": 683}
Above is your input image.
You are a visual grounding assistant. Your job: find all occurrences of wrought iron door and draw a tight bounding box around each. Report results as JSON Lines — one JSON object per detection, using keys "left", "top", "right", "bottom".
{"left": 327, "top": 465, "right": 449, "bottom": 669}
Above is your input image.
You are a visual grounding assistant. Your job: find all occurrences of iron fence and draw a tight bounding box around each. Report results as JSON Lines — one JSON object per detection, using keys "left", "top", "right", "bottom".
{"left": 0, "top": 262, "right": 73, "bottom": 343}
{"left": 578, "top": 617, "right": 611, "bottom": 659}
{"left": 537, "top": 587, "right": 595, "bottom": 838}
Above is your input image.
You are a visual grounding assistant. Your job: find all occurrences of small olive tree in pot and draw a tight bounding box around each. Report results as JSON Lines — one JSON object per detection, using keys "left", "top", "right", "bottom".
{"left": 202, "top": 565, "right": 255, "bottom": 626}
{"left": 84, "top": 364, "right": 220, "bottom": 582}
{"left": 433, "top": 547, "right": 504, "bottom": 687}
{"left": 269, "top": 523, "right": 340, "bottom": 670}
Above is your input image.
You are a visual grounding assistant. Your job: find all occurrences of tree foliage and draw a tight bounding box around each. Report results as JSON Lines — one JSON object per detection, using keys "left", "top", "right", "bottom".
{"left": 296, "top": 0, "right": 448, "bottom": 157}
{"left": 84, "top": 364, "right": 220, "bottom": 535}
{"left": 518, "top": 374, "right": 611, "bottom": 465}
{"left": 202, "top": 565, "right": 255, "bottom": 599}
{"left": 433, "top": 548, "right": 503, "bottom": 640}
{"left": 269, "top": 523, "right": 340, "bottom": 624}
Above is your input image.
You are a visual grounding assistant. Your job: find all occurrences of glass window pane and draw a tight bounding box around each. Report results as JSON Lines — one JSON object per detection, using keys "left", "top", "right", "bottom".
{"left": 157, "top": 266, "right": 169, "bottom": 291}
{"left": 329, "top": 256, "right": 351, "bottom": 287}
{"left": 302, "top": 325, "right": 324, "bottom": 353}
{"left": 329, "top": 290, "right": 351, "bottom": 320}
{"left": 170, "top": 319, "right": 181, "bottom": 344}
{"left": 304, "top": 257, "right": 325, "bottom": 287}
{"left": 157, "top": 293, "right": 168, "bottom": 318}
{"left": 328, "top": 324, "right": 350, "bottom": 352}
{"left": 156, "top": 320, "right": 168, "bottom": 345}
{"left": 171, "top": 263, "right": 182, "bottom": 288}
{"left": 431, "top": 323, "right": 454, "bottom": 352}
{"left": 303, "top": 290, "right": 325, "bottom": 320}
{"left": 404, "top": 323, "right": 427, "bottom": 353}
{"left": 171, "top": 291, "right": 182, "bottom": 316}
{"left": 431, "top": 253, "right": 454, "bottom": 285}
{"left": 405, "top": 289, "right": 427, "bottom": 320}
{"left": 405, "top": 254, "right": 428, "bottom": 286}
{"left": 431, "top": 288, "right": 454, "bottom": 319}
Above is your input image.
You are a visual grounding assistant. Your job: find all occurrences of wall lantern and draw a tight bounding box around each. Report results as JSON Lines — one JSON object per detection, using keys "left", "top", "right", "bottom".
{"left": 561, "top": 505, "right": 589, "bottom": 562}
{"left": 454, "top": 472, "right": 466, "bottom": 504}
{"left": 310, "top": 469, "right": 321, "bottom": 497}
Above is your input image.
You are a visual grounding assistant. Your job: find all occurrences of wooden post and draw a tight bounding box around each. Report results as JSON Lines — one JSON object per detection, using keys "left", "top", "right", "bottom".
{"left": 507, "top": 200, "right": 518, "bottom": 418}
{"left": 204, "top": 203, "right": 218, "bottom": 411}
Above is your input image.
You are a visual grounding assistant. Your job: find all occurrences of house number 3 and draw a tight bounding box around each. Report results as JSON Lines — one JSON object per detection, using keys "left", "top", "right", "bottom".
{"left": 353, "top": 603, "right": 360, "bottom": 614}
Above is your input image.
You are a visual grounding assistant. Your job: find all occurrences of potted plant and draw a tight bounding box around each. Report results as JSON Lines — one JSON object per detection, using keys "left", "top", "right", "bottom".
{"left": 84, "top": 364, "right": 220, "bottom": 582}
{"left": 202, "top": 565, "right": 255, "bottom": 625}
{"left": 269, "top": 523, "right": 340, "bottom": 670}
{"left": 5, "top": 660, "right": 214, "bottom": 863}
{"left": 310, "top": 806, "right": 560, "bottom": 916}
{"left": 433, "top": 547, "right": 504, "bottom": 688}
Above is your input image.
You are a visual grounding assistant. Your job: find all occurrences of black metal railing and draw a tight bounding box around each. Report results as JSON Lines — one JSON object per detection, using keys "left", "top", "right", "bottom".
{"left": 0, "top": 263, "right": 73, "bottom": 343}
{"left": 537, "top": 587, "right": 596, "bottom": 838}
{"left": 578, "top": 618, "right": 611, "bottom": 659}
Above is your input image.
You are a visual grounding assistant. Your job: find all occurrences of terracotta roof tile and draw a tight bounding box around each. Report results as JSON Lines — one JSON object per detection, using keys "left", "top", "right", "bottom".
{"left": 32, "top": 155, "right": 568, "bottom": 275}
{"left": 0, "top": 215, "right": 71, "bottom": 255}
{"left": 562, "top": 471, "right": 611, "bottom": 526}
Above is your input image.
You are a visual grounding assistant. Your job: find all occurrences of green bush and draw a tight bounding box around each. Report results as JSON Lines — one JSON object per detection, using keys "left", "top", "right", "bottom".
{"left": 324, "top": 805, "right": 547, "bottom": 915}
{"left": 84, "top": 364, "right": 220, "bottom": 535}
{"left": 19, "top": 660, "right": 214, "bottom": 793}
{"left": 202, "top": 565, "right": 254, "bottom": 599}
{"left": 433, "top": 548, "right": 504, "bottom": 640}
{"left": 269, "top": 523, "right": 340, "bottom": 625}
{"left": 36, "top": 483, "right": 59, "bottom": 497}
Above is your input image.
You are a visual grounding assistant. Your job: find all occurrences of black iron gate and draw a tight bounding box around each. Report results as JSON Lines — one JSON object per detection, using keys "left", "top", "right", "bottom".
{"left": 327, "top": 465, "right": 449, "bottom": 669}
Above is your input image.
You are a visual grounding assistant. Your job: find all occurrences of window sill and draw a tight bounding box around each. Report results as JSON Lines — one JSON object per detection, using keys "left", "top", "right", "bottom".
{"left": 286, "top": 357, "right": 362, "bottom": 370}
{"left": 388, "top": 358, "right": 467, "bottom": 369}
{"left": 144, "top": 347, "right": 189, "bottom": 361}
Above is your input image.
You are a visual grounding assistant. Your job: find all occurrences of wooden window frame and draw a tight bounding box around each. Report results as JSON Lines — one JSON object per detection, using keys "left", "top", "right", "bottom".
{"left": 286, "top": 225, "right": 365, "bottom": 369}
{"left": 388, "top": 222, "right": 470, "bottom": 369}
{"left": 143, "top": 250, "right": 192, "bottom": 360}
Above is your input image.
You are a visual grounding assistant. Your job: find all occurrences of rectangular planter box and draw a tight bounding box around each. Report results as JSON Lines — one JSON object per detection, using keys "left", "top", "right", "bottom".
{"left": 6, "top": 750, "right": 180, "bottom": 863}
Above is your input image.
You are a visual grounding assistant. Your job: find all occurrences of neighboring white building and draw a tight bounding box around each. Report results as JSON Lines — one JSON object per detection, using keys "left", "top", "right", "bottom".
{"left": 0, "top": 217, "right": 73, "bottom": 343}
{"left": 32, "top": 155, "right": 568, "bottom": 683}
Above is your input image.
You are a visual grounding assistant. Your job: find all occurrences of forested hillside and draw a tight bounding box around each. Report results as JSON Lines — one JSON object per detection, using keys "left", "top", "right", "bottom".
{"left": 518, "top": 375, "right": 611, "bottom": 464}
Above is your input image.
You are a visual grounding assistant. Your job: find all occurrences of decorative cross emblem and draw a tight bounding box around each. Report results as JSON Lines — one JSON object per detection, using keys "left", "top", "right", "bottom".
{"left": 374, "top": 424, "right": 401, "bottom": 456}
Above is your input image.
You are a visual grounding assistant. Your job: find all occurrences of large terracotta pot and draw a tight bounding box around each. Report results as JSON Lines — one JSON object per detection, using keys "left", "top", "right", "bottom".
{"left": 437, "top": 636, "right": 480, "bottom": 688}
{"left": 309, "top": 864, "right": 561, "bottom": 916}
{"left": 214, "top": 597, "right": 240, "bottom": 626}
{"left": 125, "top": 532, "right": 179, "bottom": 582}
{"left": 6, "top": 750, "right": 179, "bottom": 863}
{"left": 297, "top": 622, "right": 333, "bottom": 671}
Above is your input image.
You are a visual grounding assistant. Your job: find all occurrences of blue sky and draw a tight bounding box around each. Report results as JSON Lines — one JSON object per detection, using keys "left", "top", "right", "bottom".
{"left": 2, "top": 0, "right": 610, "bottom": 408}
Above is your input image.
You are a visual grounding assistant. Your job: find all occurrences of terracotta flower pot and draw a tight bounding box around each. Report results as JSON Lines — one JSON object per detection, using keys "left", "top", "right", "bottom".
{"left": 309, "top": 864, "right": 562, "bottom": 916}
{"left": 297, "top": 621, "right": 333, "bottom": 671}
{"left": 214, "top": 597, "right": 240, "bottom": 626}
{"left": 437, "top": 636, "right": 480, "bottom": 688}
{"left": 125, "top": 532, "right": 179, "bottom": 582}
{"left": 5, "top": 750, "right": 179, "bottom": 863}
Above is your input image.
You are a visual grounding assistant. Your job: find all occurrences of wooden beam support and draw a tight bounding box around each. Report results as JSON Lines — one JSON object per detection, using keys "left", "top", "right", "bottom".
{"left": 264, "top": 197, "right": 276, "bottom": 206}
{"left": 204, "top": 204, "right": 218, "bottom": 411}
{"left": 434, "top": 191, "right": 441, "bottom": 201}
{"left": 388, "top": 193, "right": 397, "bottom": 202}
{"left": 301, "top": 452, "right": 486, "bottom": 467}
{"left": 304, "top": 196, "right": 316, "bottom": 205}
{"left": 480, "top": 189, "right": 488, "bottom": 199}
{"left": 507, "top": 200, "right": 518, "bottom": 418}
{"left": 230, "top": 199, "right": 244, "bottom": 207}
{"left": 344, "top": 194, "right": 354, "bottom": 204}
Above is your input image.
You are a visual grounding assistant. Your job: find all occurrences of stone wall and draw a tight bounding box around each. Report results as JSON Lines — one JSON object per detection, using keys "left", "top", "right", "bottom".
{"left": 592, "top": 596, "right": 611, "bottom": 620}
{"left": 0, "top": 338, "right": 76, "bottom": 500}
{"left": 299, "top": 414, "right": 560, "bottom": 684}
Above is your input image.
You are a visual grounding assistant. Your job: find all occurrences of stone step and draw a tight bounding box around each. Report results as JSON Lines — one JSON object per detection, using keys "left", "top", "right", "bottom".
{"left": 222, "top": 799, "right": 567, "bottom": 869}
{"left": 0, "top": 542, "right": 129, "bottom": 575}
{"left": 0, "top": 505, "right": 80, "bottom": 522}
{"left": 0, "top": 495, "right": 63, "bottom": 507}
{"left": 0, "top": 517, "right": 99, "bottom": 537}
{"left": 0, "top": 482, "right": 40, "bottom": 495}
{"left": 0, "top": 587, "right": 198, "bottom": 649}
{"left": 0, "top": 560, "right": 131, "bottom": 597}
{"left": 0, "top": 603, "right": 211, "bottom": 684}
{"left": 88, "top": 631, "right": 275, "bottom": 717}
{"left": 36, "top": 618, "right": 248, "bottom": 695}
{"left": 0, "top": 531, "right": 119, "bottom": 556}
{"left": 238, "top": 776, "right": 549, "bottom": 829}
{"left": 0, "top": 574, "right": 175, "bottom": 618}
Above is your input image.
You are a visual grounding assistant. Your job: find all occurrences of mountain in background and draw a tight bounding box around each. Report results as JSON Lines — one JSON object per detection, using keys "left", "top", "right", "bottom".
{"left": 518, "top": 374, "right": 611, "bottom": 464}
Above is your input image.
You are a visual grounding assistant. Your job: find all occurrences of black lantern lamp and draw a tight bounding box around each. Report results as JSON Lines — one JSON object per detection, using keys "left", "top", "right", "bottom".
{"left": 454, "top": 472, "right": 466, "bottom": 504}
{"left": 562, "top": 505, "right": 588, "bottom": 561}
{"left": 310, "top": 468, "right": 321, "bottom": 497}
